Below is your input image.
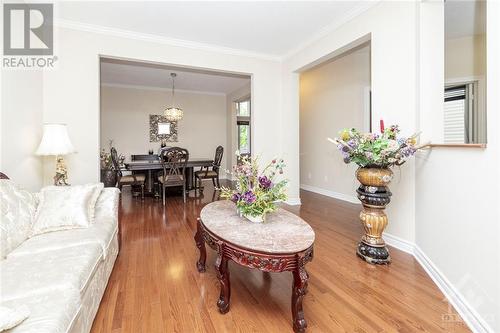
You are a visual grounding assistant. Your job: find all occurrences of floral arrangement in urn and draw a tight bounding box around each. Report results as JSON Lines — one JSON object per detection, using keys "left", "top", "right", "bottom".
{"left": 221, "top": 153, "right": 288, "bottom": 223}
{"left": 330, "top": 123, "right": 419, "bottom": 168}
{"left": 329, "top": 121, "right": 420, "bottom": 265}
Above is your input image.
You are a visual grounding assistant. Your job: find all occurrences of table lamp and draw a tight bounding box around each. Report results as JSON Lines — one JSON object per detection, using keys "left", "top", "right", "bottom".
{"left": 35, "top": 123, "right": 76, "bottom": 186}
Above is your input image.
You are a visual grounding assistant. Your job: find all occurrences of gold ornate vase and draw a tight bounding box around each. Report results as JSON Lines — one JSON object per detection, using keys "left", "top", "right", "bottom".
{"left": 355, "top": 167, "right": 393, "bottom": 264}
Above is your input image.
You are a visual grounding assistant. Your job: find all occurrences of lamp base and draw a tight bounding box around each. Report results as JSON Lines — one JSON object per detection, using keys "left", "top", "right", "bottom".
{"left": 54, "top": 155, "right": 70, "bottom": 186}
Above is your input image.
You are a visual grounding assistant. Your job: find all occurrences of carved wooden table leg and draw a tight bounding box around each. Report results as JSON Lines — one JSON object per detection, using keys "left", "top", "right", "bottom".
{"left": 291, "top": 265, "right": 309, "bottom": 333}
{"left": 194, "top": 219, "right": 206, "bottom": 272}
{"left": 215, "top": 244, "right": 231, "bottom": 314}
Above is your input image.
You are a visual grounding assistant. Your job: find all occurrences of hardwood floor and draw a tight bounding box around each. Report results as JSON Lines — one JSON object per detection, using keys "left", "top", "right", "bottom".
{"left": 91, "top": 181, "right": 470, "bottom": 333}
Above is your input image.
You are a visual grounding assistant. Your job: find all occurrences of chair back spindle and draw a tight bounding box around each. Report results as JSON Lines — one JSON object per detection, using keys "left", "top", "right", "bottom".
{"left": 160, "top": 147, "right": 189, "bottom": 181}
{"left": 213, "top": 146, "right": 224, "bottom": 172}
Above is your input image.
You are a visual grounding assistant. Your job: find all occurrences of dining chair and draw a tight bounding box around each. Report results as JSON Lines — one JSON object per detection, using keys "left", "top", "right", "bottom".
{"left": 158, "top": 147, "right": 189, "bottom": 205}
{"left": 195, "top": 145, "right": 223, "bottom": 193}
{"left": 111, "top": 147, "right": 146, "bottom": 200}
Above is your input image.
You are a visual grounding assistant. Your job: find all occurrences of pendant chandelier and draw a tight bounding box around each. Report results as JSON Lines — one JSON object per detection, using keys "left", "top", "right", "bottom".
{"left": 164, "top": 72, "right": 183, "bottom": 122}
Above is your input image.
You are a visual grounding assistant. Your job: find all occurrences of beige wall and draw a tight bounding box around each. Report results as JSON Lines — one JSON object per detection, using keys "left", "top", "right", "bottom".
{"left": 1, "top": 70, "right": 43, "bottom": 191}
{"left": 283, "top": 1, "right": 418, "bottom": 239}
{"left": 415, "top": 3, "right": 499, "bottom": 331}
{"left": 299, "top": 46, "right": 370, "bottom": 201}
{"left": 445, "top": 34, "right": 486, "bottom": 80}
{"left": 100, "top": 86, "right": 228, "bottom": 168}
{"left": 42, "top": 26, "right": 282, "bottom": 191}
{"left": 445, "top": 34, "right": 487, "bottom": 144}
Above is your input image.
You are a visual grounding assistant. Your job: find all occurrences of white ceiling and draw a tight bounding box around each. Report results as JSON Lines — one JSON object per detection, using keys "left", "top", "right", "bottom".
{"left": 100, "top": 59, "right": 251, "bottom": 94}
{"left": 445, "top": 0, "right": 486, "bottom": 39}
{"left": 55, "top": 1, "right": 376, "bottom": 57}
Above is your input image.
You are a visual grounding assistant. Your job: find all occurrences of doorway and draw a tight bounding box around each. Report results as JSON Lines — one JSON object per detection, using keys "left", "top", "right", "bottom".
{"left": 298, "top": 42, "right": 371, "bottom": 202}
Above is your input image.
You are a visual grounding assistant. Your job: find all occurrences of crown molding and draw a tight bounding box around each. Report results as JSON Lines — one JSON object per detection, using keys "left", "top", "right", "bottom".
{"left": 100, "top": 82, "right": 227, "bottom": 96}
{"left": 282, "top": 1, "right": 380, "bottom": 60}
{"left": 54, "top": 19, "right": 282, "bottom": 62}
{"left": 55, "top": 2, "right": 379, "bottom": 63}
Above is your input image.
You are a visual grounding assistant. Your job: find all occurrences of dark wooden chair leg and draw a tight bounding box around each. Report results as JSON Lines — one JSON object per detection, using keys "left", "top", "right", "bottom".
{"left": 199, "top": 178, "right": 204, "bottom": 193}
{"left": 162, "top": 185, "right": 166, "bottom": 206}
{"left": 194, "top": 219, "right": 206, "bottom": 272}
{"left": 183, "top": 183, "right": 186, "bottom": 203}
{"left": 215, "top": 246, "right": 231, "bottom": 314}
{"left": 216, "top": 176, "right": 221, "bottom": 189}
{"left": 291, "top": 266, "right": 309, "bottom": 333}
{"left": 212, "top": 178, "right": 216, "bottom": 187}
{"left": 141, "top": 184, "right": 144, "bottom": 201}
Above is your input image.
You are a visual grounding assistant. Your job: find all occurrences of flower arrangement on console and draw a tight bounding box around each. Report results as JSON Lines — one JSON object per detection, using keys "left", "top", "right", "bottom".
{"left": 330, "top": 122, "right": 419, "bottom": 168}
{"left": 221, "top": 153, "right": 288, "bottom": 223}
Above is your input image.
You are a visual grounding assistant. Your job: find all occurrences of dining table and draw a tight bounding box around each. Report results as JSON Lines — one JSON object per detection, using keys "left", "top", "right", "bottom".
{"left": 124, "top": 158, "right": 214, "bottom": 195}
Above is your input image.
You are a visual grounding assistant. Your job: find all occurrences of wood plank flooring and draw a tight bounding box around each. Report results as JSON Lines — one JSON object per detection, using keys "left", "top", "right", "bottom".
{"left": 91, "top": 181, "right": 470, "bottom": 333}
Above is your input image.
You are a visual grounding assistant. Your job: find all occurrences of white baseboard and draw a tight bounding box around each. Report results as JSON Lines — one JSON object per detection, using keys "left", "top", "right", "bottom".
{"left": 285, "top": 197, "right": 302, "bottom": 206}
{"left": 303, "top": 187, "right": 493, "bottom": 332}
{"left": 300, "top": 184, "right": 359, "bottom": 204}
{"left": 383, "top": 232, "right": 414, "bottom": 254}
{"left": 413, "top": 246, "right": 494, "bottom": 333}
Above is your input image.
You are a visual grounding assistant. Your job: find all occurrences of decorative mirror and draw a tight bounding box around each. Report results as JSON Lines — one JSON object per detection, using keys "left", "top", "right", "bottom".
{"left": 149, "top": 115, "right": 178, "bottom": 142}
{"left": 444, "top": 0, "right": 486, "bottom": 144}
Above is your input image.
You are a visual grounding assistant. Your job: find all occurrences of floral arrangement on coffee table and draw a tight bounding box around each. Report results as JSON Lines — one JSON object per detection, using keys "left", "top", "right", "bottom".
{"left": 330, "top": 123, "right": 419, "bottom": 168}
{"left": 221, "top": 153, "right": 288, "bottom": 223}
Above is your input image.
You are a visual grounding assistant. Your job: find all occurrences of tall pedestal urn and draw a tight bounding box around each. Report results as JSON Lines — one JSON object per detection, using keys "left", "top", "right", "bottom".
{"left": 355, "top": 167, "right": 393, "bottom": 265}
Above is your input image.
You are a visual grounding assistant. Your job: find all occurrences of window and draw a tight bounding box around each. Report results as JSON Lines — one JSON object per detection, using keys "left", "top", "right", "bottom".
{"left": 444, "top": 83, "right": 476, "bottom": 143}
{"left": 236, "top": 100, "right": 251, "bottom": 155}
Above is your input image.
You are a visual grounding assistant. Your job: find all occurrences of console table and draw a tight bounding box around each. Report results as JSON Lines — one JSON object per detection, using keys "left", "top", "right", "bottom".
{"left": 194, "top": 200, "right": 315, "bottom": 332}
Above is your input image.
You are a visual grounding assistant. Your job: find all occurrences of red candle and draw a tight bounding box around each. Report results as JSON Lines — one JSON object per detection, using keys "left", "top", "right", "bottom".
{"left": 380, "top": 119, "right": 385, "bottom": 133}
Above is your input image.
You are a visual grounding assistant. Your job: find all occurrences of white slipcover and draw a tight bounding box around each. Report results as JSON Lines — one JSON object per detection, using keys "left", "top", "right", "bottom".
{"left": 2, "top": 290, "right": 80, "bottom": 333}
{"left": 1, "top": 243, "right": 103, "bottom": 301}
{"left": 0, "top": 187, "right": 120, "bottom": 333}
{"left": 0, "top": 180, "right": 37, "bottom": 258}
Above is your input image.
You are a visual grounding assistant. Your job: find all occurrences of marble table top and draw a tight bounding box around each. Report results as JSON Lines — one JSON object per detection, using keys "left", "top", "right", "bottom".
{"left": 200, "top": 200, "right": 315, "bottom": 254}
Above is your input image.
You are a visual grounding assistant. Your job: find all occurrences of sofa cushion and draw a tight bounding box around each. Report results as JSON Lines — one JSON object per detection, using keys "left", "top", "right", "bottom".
{"left": 0, "top": 244, "right": 103, "bottom": 301}
{"left": 0, "top": 180, "right": 38, "bottom": 258}
{"left": 8, "top": 221, "right": 117, "bottom": 260}
{"left": 32, "top": 184, "right": 104, "bottom": 236}
{"left": 9, "top": 187, "right": 120, "bottom": 259}
{"left": 1, "top": 289, "right": 80, "bottom": 333}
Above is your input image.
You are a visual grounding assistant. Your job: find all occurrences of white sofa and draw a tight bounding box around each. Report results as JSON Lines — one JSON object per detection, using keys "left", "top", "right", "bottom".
{"left": 0, "top": 179, "right": 120, "bottom": 333}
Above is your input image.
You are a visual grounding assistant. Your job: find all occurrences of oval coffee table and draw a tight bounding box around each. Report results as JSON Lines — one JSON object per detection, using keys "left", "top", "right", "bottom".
{"left": 194, "top": 200, "right": 315, "bottom": 333}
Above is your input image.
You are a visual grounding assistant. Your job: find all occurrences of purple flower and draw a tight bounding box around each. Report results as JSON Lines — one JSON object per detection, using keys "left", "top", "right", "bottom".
{"left": 347, "top": 139, "right": 357, "bottom": 148}
{"left": 258, "top": 176, "right": 272, "bottom": 190}
{"left": 242, "top": 191, "right": 256, "bottom": 204}
{"left": 231, "top": 192, "right": 241, "bottom": 203}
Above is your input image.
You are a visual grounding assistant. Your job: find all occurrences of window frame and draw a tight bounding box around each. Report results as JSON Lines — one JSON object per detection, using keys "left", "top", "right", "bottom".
{"left": 235, "top": 99, "right": 251, "bottom": 156}
{"left": 444, "top": 81, "right": 477, "bottom": 144}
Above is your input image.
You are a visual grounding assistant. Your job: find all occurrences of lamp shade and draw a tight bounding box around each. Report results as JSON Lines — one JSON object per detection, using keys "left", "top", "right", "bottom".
{"left": 35, "top": 124, "right": 76, "bottom": 156}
